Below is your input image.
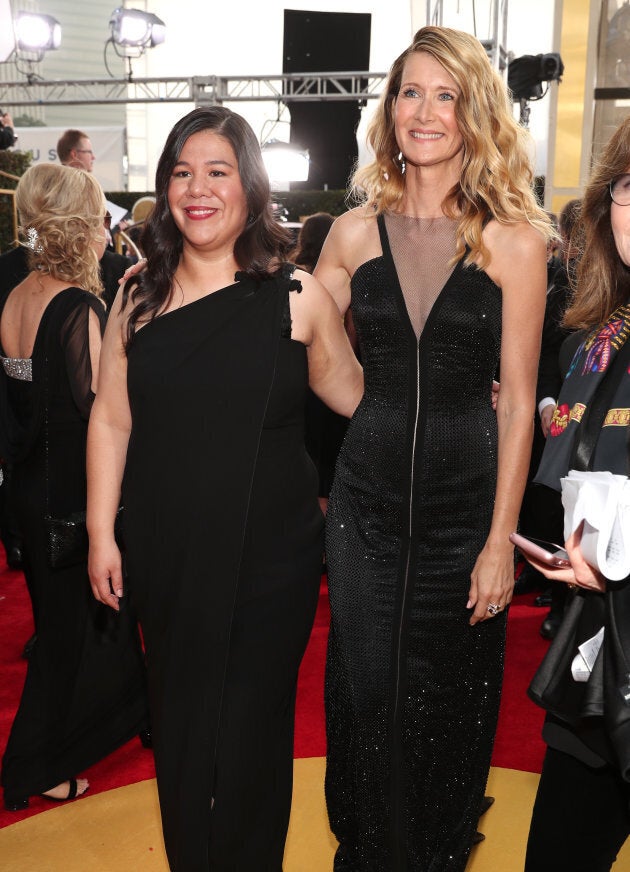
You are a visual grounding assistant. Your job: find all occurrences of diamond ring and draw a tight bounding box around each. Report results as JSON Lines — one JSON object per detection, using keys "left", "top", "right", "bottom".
{"left": 487, "top": 603, "right": 501, "bottom": 616}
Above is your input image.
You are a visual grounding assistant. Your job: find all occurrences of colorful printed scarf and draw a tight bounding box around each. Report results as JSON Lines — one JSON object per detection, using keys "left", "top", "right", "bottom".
{"left": 534, "top": 303, "right": 630, "bottom": 491}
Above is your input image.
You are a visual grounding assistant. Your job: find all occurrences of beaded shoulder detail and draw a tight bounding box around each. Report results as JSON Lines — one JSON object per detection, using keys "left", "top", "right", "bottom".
{"left": 1, "top": 356, "right": 32, "bottom": 382}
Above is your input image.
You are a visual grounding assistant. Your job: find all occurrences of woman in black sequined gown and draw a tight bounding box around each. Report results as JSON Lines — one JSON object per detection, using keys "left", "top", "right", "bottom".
{"left": 87, "top": 108, "right": 362, "bottom": 871}
{"left": 315, "top": 27, "right": 552, "bottom": 870}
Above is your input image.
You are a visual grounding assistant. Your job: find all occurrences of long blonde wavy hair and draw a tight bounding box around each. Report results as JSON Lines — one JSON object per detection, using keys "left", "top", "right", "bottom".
{"left": 16, "top": 163, "right": 105, "bottom": 296}
{"left": 352, "top": 26, "right": 553, "bottom": 266}
{"left": 563, "top": 116, "right": 630, "bottom": 330}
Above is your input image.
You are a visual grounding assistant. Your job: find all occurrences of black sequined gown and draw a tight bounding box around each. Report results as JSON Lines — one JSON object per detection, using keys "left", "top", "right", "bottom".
{"left": 325, "top": 214, "right": 508, "bottom": 871}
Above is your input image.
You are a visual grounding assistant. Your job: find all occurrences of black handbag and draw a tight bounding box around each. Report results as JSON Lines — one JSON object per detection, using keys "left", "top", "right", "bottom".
{"left": 42, "top": 354, "right": 123, "bottom": 570}
{"left": 46, "top": 507, "right": 124, "bottom": 570}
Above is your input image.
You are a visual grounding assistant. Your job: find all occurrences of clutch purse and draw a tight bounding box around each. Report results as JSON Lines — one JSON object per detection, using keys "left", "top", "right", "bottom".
{"left": 46, "top": 506, "right": 124, "bottom": 571}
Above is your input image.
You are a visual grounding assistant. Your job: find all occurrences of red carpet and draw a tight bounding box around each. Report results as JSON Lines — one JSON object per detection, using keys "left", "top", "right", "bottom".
{"left": 0, "top": 552, "right": 548, "bottom": 829}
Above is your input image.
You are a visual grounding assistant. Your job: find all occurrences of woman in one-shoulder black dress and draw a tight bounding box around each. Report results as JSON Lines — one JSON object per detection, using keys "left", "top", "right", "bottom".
{"left": 87, "top": 107, "right": 362, "bottom": 871}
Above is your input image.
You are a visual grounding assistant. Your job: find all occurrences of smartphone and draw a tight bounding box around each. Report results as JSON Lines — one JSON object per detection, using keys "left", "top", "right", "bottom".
{"left": 509, "top": 532, "right": 570, "bottom": 567}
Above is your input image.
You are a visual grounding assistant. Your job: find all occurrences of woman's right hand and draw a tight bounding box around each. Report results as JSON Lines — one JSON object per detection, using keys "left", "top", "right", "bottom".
{"left": 88, "top": 538, "right": 124, "bottom": 611}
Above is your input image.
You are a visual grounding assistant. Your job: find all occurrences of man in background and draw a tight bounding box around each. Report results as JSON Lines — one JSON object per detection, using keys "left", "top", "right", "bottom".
{"left": 57, "top": 127, "right": 132, "bottom": 259}
{"left": 56, "top": 128, "right": 95, "bottom": 172}
{"left": 56, "top": 129, "right": 132, "bottom": 302}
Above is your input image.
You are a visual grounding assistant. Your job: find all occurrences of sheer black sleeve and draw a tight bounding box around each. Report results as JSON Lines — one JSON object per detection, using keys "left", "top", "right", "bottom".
{"left": 59, "top": 295, "right": 106, "bottom": 420}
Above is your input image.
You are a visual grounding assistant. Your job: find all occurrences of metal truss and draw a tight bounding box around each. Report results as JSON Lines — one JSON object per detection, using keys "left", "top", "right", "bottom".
{"left": 426, "top": 0, "right": 510, "bottom": 71}
{"left": 0, "top": 71, "right": 388, "bottom": 109}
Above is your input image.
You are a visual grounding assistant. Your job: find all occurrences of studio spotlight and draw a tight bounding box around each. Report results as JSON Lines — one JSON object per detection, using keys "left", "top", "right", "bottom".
{"left": 15, "top": 11, "right": 61, "bottom": 56}
{"left": 109, "top": 7, "right": 166, "bottom": 51}
{"left": 507, "top": 53, "right": 564, "bottom": 101}
{"left": 261, "top": 140, "right": 310, "bottom": 189}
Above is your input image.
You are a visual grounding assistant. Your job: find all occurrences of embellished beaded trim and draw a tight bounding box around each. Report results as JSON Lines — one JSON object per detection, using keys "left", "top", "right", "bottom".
{"left": 1, "top": 356, "right": 32, "bottom": 381}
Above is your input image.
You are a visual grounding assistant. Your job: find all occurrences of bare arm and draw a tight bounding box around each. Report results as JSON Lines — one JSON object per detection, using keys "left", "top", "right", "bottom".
{"left": 86, "top": 290, "right": 132, "bottom": 611}
{"left": 468, "top": 221, "right": 547, "bottom": 625}
{"left": 313, "top": 208, "right": 380, "bottom": 318}
{"left": 290, "top": 270, "right": 363, "bottom": 418}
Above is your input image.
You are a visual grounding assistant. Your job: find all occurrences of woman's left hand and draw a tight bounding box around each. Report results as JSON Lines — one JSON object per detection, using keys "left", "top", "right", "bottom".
{"left": 467, "top": 542, "right": 515, "bottom": 625}
{"left": 564, "top": 524, "right": 606, "bottom": 591}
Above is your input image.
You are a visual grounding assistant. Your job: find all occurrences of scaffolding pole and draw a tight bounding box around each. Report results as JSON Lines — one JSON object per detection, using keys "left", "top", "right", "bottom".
{"left": 423, "top": 0, "right": 509, "bottom": 71}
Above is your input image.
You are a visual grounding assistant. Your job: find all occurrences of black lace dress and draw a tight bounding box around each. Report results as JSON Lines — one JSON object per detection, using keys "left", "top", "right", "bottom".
{"left": 325, "top": 214, "right": 507, "bottom": 871}
{"left": 0, "top": 287, "right": 148, "bottom": 805}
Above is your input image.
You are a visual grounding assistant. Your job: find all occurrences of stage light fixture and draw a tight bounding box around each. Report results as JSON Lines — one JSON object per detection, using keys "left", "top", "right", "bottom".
{"left": 507, "top": 52, "right": 564, "bottom": 102}
{"left": 15, "top": 11, "right": 61, "bottom": 55}
{"left": 109, "top": 7, "right": 166, "bottom": 51}
{"left": 261, "top": 140, "right": 310, "bottom": 189}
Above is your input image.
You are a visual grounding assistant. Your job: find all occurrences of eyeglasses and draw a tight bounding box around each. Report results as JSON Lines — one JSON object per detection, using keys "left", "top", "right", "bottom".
{"left": 610, "top": 173, "right": 630, "bottom": 206}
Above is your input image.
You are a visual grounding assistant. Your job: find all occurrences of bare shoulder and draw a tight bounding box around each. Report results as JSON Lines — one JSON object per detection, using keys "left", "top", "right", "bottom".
{"left": 328, "top": 205, "right": 377, "bottom": 244}
{"left": 321, "top": 206, "right": 380, "bottom": 273}
{"left": 484, "top": 219, "right": 546, "bottom": 262}
{"left": 289, "top": 268, "right": 340, "bottom": 346}
{"left": 292, "top": 268, "right": 334, "bottom": 306}
{"left": 482, "top": 219, "right": 547, "bottom": 289}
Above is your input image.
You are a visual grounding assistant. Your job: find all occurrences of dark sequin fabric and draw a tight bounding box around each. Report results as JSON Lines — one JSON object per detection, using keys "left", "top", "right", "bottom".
{"left": 325, "top": 214, "right": 508, "bottom": 871}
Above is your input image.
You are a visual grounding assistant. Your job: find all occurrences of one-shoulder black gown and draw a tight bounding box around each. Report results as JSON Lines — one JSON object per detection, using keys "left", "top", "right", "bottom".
{"left": 325, "top": 215, "right": 508, "bottom": 871}
{"left": 123, "top": 272, "right": 323, "bottom": 871}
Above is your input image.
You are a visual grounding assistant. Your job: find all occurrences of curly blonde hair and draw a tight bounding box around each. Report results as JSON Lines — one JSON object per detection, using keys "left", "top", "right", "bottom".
{"left": 563, "top": 116, "right": 630, "bottom": 330}
{"left": 16, "top": 163, "right": 105, "bottom": 296}
{"left": 352, "top": 26, "right": 553, "bottom": 266}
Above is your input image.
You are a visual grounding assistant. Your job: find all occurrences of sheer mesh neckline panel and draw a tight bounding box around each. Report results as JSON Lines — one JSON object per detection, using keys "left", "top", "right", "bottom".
{"left": 384, "top": 212, "right": 458, "bottom": 339}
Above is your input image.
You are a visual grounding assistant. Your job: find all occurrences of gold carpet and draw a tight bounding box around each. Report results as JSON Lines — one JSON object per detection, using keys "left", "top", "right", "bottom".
{"left": 1, "top": 759, "right": 630, "bottom": 871}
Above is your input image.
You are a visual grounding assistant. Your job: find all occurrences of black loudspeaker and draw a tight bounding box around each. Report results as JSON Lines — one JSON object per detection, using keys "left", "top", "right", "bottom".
{"left": 283, "top": 10, "right": 371, "bottom": 190}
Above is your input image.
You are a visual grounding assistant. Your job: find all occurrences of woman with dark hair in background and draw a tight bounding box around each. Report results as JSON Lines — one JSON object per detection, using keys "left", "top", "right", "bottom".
{"left": 290, "top": 211, "right": 335, "bottom": 274}
{"left": 87, "top": 107, "right": 362, "bottom": 870}
{"left": 524, "top": 115, "right": 630, "bottom": 872}
{"left": 0, "top": 164, "right": 148, "bottom": 811}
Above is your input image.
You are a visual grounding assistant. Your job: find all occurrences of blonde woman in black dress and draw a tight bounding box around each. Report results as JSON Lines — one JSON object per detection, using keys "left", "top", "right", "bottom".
{"left": 315, "top": 26, "right": 552, "bottom": 869}
{"left": 0, "top": 164, "right": 148, "bottom": 811}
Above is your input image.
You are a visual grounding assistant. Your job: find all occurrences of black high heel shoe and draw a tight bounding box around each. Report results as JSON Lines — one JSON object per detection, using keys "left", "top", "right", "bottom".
{"left": 4, "top": 794, "right": 28, "bottom": 811}
{"left": 139, "top": 729, "right": 153, "bottom": 749}
{"left": 4, "top": 777, "right": 86, "bottom": 811}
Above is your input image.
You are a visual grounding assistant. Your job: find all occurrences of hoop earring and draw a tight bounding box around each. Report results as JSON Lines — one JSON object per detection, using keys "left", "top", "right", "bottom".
{"left": 397, "top": 151, "right": 406, "bottom": 175}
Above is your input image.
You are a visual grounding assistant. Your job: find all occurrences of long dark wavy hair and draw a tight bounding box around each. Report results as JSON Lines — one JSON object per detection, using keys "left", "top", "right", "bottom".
{"left": 564, "top": 115, "right": 630, "bottom": 330}
{"left": 122, "top": 106, "right": 293, "bottom": 347}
